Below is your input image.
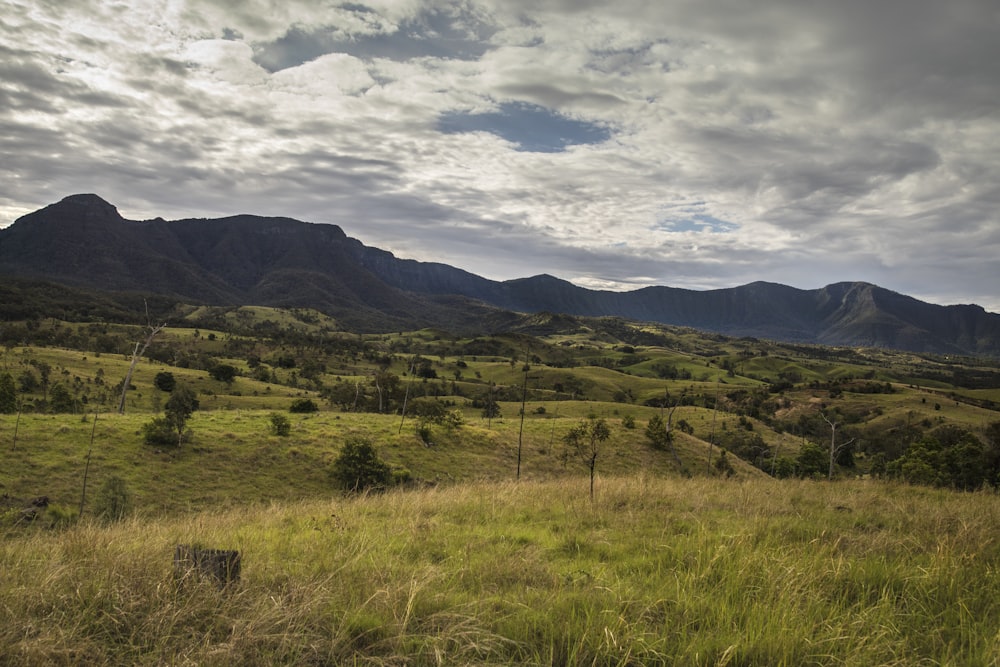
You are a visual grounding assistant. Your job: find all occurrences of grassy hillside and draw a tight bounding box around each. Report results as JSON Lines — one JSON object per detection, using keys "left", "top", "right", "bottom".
{"left": 3, "top": 477, "right": 999, "bottom": 665}
{"left": 2, "top": 306, "right": 999, "bottom": 518}
{"left": 3, "top": 307, "right": 1000, "bottom": 665}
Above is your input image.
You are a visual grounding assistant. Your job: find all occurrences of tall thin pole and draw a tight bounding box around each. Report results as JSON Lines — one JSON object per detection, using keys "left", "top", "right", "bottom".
{"left": 398, "top": 356, "right": 416, "bottom": 434}
{"left": 78, "top": 413, "right": 99, "bottom": 518}
{"left": 11, "top": 403, "right": 22, "bottom": 451}
{"left": 516, "top": 347, "right": 529, "bottom": 480}
{"left": 707, "top": 378, "right": 720, "bottom": 472}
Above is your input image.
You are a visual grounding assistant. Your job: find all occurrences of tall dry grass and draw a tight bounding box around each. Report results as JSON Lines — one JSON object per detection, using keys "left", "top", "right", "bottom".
{"left": 2, "top": 476, "right": 999, "bottom": 665}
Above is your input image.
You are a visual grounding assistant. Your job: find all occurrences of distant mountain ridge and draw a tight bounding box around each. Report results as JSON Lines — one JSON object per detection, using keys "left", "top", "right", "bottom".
{"left": 1, "top": 194, "right": 997, "bottom": 355}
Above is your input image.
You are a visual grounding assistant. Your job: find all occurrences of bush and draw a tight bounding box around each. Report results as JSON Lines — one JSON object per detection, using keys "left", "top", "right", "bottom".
{"left": 153, "top": 371, "right": 176, "bottom": 393}
{"left": 142, "top": 417, "right": 189, "bottom": 446}
{"left": 209, "top": 364, "right": 238, "bottom": 384}
{"left": 269, "top": 412, "right": 291, "bottom": 436}
{"left": 331, "top": 438, "right": 392, "bottom": 492}
{"left": 289, "top": 398, "right": 319, "bottom": 413}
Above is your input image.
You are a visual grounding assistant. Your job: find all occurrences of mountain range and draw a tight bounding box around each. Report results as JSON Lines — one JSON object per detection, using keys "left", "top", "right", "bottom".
{"left": 1, "top": 194, "right": 997, "bottom": 356}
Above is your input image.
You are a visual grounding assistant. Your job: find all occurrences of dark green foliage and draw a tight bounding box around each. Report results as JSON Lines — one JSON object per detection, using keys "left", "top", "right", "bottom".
{"left": 93, "top": 476, "right": 130, "bottom": 523}
{"left": 887, "top": 425, "right": 993, "bottom": 490}
{"left": 719, "top": 429, "right": 771, "bottom": 469}
{"left": 153, "top": 371, "right": 176, "bottom": 392}
{"left": 645, "top": 415, "right": 673, "bottom": 450}
{"left": 289, "top": 398, "right": 319, "bottom": 413}
{"left": 407, "top": 397, "right": 450, "bottom": 422}
{"left": 415, "top": 358, "right": 437, "bottom": 379}
{"left": 797, "top": 442, "right": 828, "bottom": 478}
{"left": 18, "top": 369, "right": 38, "bottom": 393}
{"left": 0, "top": 372, "right": 16, "bottom": 413}
{"left": 142, "top": 417, "right": 184, "bottom": 446}
{"left": 47, "top": 382, "right": 77, "bottom": 413}
{"left": 144, "top": 383, "right": 198, "bottom": 446}
{"left": 269, "top": 412, "right": 291, "bottom": 436}
{"left": 209, "top": 364, "right": 238, "bottom": 384}
{"left": 330, "top": 438, "right": 392, "bottom": 492}
{"left": 715, "top": 450, "right": 735, "bottom": 477}
{"left": 479, "top": 387, "right": 501, "bottom": 420}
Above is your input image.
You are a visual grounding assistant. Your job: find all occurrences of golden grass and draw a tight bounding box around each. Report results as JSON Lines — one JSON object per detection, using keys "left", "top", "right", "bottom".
{"left": 2, "top": 477, "right": 998, "bottom": 665}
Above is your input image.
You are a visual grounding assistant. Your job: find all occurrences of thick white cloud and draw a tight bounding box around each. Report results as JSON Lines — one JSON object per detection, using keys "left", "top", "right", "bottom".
{"left": 1, "top": 0, "right": 997, "bottom": 312}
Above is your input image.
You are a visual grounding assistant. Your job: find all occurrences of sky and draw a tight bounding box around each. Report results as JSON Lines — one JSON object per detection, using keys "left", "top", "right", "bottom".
{"left": 2, "top": 0, "right": 999, "bottom": 312}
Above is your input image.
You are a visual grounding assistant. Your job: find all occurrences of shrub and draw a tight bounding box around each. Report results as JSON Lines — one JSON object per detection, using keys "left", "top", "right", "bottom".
{"left": 269, "top": 412, "right": 291, "bottom": 436}
{"left": 153, "top": 371, "right": 176, "bottom": 392}
{"left": 142, "top": 417, "right": 188, "bottom": 446}
{"left": 209, "top": 364, "right": 238, "bottom": 384}
{"left": 331, "top": 438, "right": 392, "bottom": 492}
{"left": 289, "top": 398, "right": 319, "bottom": 413}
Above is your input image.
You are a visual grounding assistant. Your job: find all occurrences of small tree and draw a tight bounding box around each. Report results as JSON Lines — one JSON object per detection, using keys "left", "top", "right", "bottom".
{"left": 48, "top": 382, "right": 77, "bottom": 413}
{"left": 153, "top": 371, "right": 176, "bottom": 393}
{"left": 0, "top": 372, "right": 17, "bottom": 413}
{"left": 144, "top": 383, "right": 199, "bottom": 446}
{"left": 563, "top": 416, "right": 611, "bottom": 502}
{"left": 645, "top": 414, "right": 673, "bottom": 450}
{"left": 209, "top": 364, "right": 238, "bottom": 385}
{"left": 269, "top": 412, "right": 291, "bottom": 436}
{"left": 331, "top": 438, "right": 392, "bottom": 493}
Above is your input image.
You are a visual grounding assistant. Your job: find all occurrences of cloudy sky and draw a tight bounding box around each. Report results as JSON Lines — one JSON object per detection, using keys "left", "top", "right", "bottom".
{"left": 3, "top": 0, "right": 999, "bottom": 312}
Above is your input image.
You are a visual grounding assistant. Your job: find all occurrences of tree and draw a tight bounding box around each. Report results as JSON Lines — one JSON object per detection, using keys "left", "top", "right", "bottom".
{"left": 18, "top": 369, "right": 38, "bottom": 393}
{"left": 0, "top": 372, "right": 16, "bottom": 413}
{"left": 331, "top": 438, "right": 392, "bottom": 492}
{"left": 822, "top": 413, "right": 856, "bottom": 480}
{"left": 480, "top": 384, "right": 501, "bottom": 424}
{"left": 796, "top": 442, "right": 827, "bottom": 478}
{"left": 153, "top": 371, "right": 176, "bottom": 393}
{"left": 209, "top": 364, "right": 238, "bottom": 385}
{"left": 563, "top": 417, "right": 611, "bottom": 502}
{"left": 163, "top": 384, "right": 198, "bottom": 445}
{"left": 369, "top": 370, "right": 401, "bottom": 413}
{"left": 645, "top": 414, "right": 673, "bottom": 450}
{"left": 48, "top": 382, "right": 77, "bottom": 413}
{"left": 118, "top": 315, "right": 166, "bottom": 414}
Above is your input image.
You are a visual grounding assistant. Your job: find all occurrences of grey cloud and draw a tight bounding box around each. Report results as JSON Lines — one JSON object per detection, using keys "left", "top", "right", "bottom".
{"left": 252, "top": 3, "right": 498, "bottom": 71}
{"left": 2, "top": 0, "right": 998, "bottom": 313}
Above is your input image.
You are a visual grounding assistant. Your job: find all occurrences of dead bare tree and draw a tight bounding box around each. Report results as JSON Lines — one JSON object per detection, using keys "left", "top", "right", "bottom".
{"left": 118, "top": 301, "right": 166, "bottom": 414}
{"left": 822, "top": 412, "right": 856, "bottom": 480}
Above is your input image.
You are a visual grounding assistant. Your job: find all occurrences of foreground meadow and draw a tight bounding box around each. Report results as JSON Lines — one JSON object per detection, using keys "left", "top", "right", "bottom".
{"left": 2, "top": 477, "right": 999, "bottom": 666}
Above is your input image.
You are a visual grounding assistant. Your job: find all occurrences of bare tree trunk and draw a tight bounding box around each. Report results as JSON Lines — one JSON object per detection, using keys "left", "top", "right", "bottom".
{"left": 78, "top": 413, "right": 99, "bottom": 518}
{"left": 118, "top": 322, "right": 165, "bottom": 414}
{"left": 707, "top": 379, "right": 720, "bottom": 471}
{"left": 517, "top": 350, "right": 529, "bottom": 480}
{"left": 398, "top": 357, "right": 416, "bottom": 434}
{"left": 822, "top": 413, "right": 855, "bottom": 480}
{"left": 11, "top": 403, "right": 21, "bottom": 451}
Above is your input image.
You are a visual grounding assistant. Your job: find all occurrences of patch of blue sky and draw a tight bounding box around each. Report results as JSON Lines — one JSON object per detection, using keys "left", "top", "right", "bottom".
{"left": 252, "top": 5, "right": 496, "bottom": 72}
{"left": 654, "top": 214, "right": 739, "bottom": 234}
{"left": 437, "top": 102, "right": 612, "bottom": 153}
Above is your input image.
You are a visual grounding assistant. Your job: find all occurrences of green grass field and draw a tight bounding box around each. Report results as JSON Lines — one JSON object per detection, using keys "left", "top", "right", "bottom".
{"left": 2, "top": 477, "right": 998, "bottom": 665}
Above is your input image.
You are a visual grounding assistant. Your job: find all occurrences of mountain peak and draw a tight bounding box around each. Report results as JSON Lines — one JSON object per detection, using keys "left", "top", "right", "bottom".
{"left": 54, "top": 193, "right": 121, "bottom": 218}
